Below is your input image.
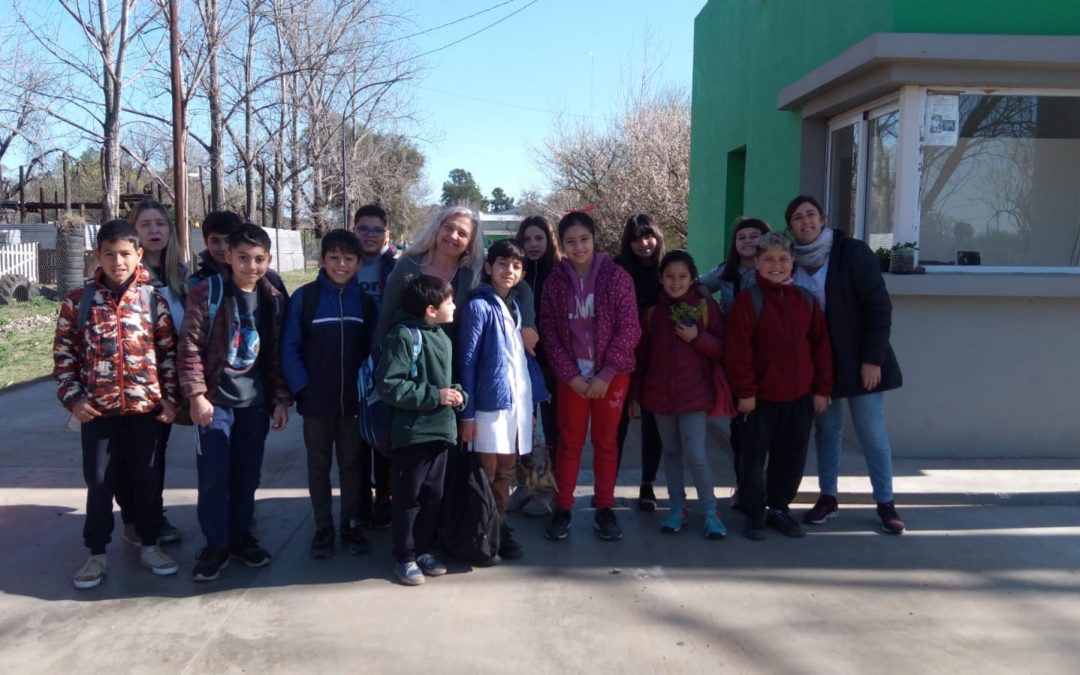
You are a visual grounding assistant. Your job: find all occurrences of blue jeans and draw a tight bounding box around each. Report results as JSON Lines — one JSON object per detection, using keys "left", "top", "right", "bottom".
{"left": 655, "top": 412, "right": 716, "bottom": 512}
{"left": 813, "top": 392, "right": 894, "bottom": 503}
{"left": 195, "top": 405, "right": 270, "bottom": 548}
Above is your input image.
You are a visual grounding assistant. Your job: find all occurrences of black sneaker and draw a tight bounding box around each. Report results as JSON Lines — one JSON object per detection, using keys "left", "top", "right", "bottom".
{"left": 371, "top": 498, "right": 393, "bottom": 530}
{"left": 593, "top": 508, "right": 623, "bottom": 541}
{"left": 876, "top": 501, "right": 906, "bottom": 535}
{"left": 230, "top": 533, "right": 272, "bottom": 567}
{"left": 310, "top": 527, "right": 335, "bottom": 559}
{"left": 637, "top": 483, "right": 657, "bottom": 512}
{"left": 765, "top": 508, "right": 806, "bottom": 538}
{"left": 804, "top": 494, "right": 840, "bottom": 524}
{"left": 159, "top": 515, "right": 183, "bottom": 543}
{"left": 499, "top": 523, "right": 523, "bottom": 560}
{"left": 341, "top": 522, "right": 372, "bottom": 555}
{"left": 545, "top": 508, "right": 572, "bottom": 541}
{"left": 744, "top": 517, "right": 767, "bottom": 541}
{"left": 192, "top": 546, "right": 229, "bottom": 581}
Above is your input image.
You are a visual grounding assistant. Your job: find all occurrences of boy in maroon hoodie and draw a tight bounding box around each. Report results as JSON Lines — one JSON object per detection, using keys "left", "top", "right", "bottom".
{"left": 723, "top": 232, "right": 832, "bottom": 541}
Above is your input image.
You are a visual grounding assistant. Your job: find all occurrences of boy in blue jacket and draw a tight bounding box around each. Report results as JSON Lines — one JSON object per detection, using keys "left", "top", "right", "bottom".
{"left": 281, "top": 230, "right": 378, "bottom": 558}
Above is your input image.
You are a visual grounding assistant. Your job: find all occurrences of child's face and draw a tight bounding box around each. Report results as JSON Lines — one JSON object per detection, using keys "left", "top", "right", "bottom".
{"left": 204, "top": 232, "right": 231, "bottom": 265}
{"left": 756, "top": 246, "right": 794, "bottom": 283}
{"left": 353, "top": 215, "right": 389, "bottom": 257}
{"left": 734, "top": 227, "right": 763, "bottom": 261}
{"left": 226, "top": 242, "right": 272, "bottom": 289}
{"left": 660, "top": 260, "right": 694, "bottom": 298}
{"left": 134, "top": 209, "right": 170, "bottom": 256}
{"left": 630, "top": 234, "right": 659, "bottom": 261}
{"left": 561, "top": 224, "right": 595, "bottom": 268}
{"left": 521, "top": 226, "right": 547, "bottom": 261}
{"left": 428, "top": 295, "right": 456, "bottom": 325}
{"left": 485, "top": 256, "right": 524, "bottom": 296}
{"left": 322, "top": 249, "right": 360, "bottom": 286}
{"left": 96, "top": 239, "right": 143, "bottom": 287}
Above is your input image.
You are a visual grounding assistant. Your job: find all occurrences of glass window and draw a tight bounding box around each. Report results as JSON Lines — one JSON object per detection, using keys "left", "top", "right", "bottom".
{"left": 919, "top": 95, "right": 1080, "bottom": 267}
{"left": 827, "top": 122, "right": 859, "bottom": 238}
{"left": 864, "top": 111, "right": 899, "bottom": 251}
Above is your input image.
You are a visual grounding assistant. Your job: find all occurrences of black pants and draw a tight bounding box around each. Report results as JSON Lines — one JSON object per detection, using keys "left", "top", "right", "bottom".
{"left": 391, "top": 441, "right": 449, "bottom": 563}
{"left": 538, "top": 359, "right": 559, "bottom": 472}
{"left": 616, "top": 403, "right": 663, "bottom": 484}
{"left": 737, "top": 395, "right": 814, "bottom": 518}
{"left": 81, "top": 413, "right": 167, "bottom": 553}
{"left": 303, "top": 415, "right": 361, "bottom": 530}
{"left": 115, "top": 423, "right": 172, "bottom": 527}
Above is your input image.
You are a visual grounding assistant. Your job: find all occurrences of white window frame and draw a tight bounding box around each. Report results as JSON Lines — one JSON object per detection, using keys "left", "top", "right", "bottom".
{"left": 828, "top": 85, "right": 1080, "bottom": 273}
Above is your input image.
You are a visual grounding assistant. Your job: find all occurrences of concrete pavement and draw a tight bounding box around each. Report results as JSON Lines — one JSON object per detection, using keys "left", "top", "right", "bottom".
{"left": 1, "top": 379, "right": 1079, "bottom": 673}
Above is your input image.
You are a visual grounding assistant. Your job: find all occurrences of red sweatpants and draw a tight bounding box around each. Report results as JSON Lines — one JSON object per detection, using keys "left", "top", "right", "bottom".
{"left": 553, "top": 374, "right": 629, "bottom": 510}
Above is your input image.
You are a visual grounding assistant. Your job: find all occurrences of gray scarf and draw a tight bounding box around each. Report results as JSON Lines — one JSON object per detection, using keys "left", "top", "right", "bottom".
{"left": 793, "top": 228, "right": 834, "bottom": 274}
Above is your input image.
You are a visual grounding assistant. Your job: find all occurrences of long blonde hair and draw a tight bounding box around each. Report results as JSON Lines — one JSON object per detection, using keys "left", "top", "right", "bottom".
{"left": 409, "top": 205, "right": 485, "bottom": 286}
{"left": 128, "top": 198, "right": 187, "bottom": 299}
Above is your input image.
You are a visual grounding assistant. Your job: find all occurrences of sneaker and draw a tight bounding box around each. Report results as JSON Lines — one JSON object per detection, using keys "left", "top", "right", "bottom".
{"left": 73, "top": 555, "right": 107, "bottom": 589}
{"left": 192, "top": 546, "right": 229, "bottom": 581}
{"left": 766, "top": 508, "right": 806, "bottom": 538}
{"left": 310, "top": 527, "right": 335, "bottom": 559}
{"left": 230, "top": 534, "right": 272, "bottom": 567}
{"left": 394, "top": 561, "right": 425, "bottom": 586}
{"left": 877, "top": 501, "right": 906, "bottom": 535}
{"left": 545, "top": 508, "right": 572, "bottom": 541}
{"left": 473, "top": 553, "right": 503, "bottom": 567}
{"left": 593, "top": 508, "right": 623, "bottom": 541}
{"left": 637, "top": 483, "right": 658, "bottom": 512}
{"left": 804, "top": 494, "right": 840, "bottom": 524}
{"left": 522, "top": 492, "right": 554, "bottom": 517}
{"left": 158, "top": 516, "right": 183, "bottom": 543}
{"left": 660, "top": 507, "right": 689, "bottom": 534}
{"left": 703, "top": 509, "right": 728, "bottom": 540}
{"left": 122, "top": 523, "right": 140, "bottom": 546}
{"left": 507, "top": 484, "right": 530, "bottom": 512}
{"left": 499, "top": 523, "right": 524, "bottom": 560}
{"left": 415, "top": 553, "right": 448, "bottom": 577}
{"left": 744, "top": 518, "right": 767, "bottom": 541}
{"left": 140, "top": 545, "right": 179, "bottom": 576}
{"left": 341, "top": 522, "right": 372, "bottom": 555}
{"left": 371, "top": 498, "right": 393, "bottom": 530}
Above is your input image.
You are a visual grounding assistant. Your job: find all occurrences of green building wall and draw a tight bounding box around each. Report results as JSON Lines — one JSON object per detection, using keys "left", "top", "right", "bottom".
{"left": 688, "top": 0, "right": 1080, "bottom": 267}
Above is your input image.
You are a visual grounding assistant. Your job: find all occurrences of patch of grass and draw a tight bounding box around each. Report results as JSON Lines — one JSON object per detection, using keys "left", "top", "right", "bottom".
{"left": 278, "top": 266, "right": 318, "bottom": 292}
{"left": 0, "top": 296, "right": 60, "bottom": 389}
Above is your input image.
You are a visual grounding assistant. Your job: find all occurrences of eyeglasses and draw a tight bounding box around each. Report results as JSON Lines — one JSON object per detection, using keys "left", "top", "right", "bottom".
{"left": 354, "top": 225, "right": 386, "bottom": 236}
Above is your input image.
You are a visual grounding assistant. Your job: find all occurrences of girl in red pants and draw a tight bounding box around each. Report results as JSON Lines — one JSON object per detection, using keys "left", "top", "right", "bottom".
{"left": 539, "top": 211, "right": 641, "bottom": 541}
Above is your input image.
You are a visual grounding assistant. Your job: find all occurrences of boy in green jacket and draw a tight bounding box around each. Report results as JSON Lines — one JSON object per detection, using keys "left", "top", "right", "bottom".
{"left": 375, "top": 274, "right": 467, "bottom": 586}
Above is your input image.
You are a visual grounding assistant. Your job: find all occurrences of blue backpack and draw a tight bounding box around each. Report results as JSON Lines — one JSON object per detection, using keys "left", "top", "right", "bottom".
{"left": 359, "top": 325, "right": 422, "bottom": 456}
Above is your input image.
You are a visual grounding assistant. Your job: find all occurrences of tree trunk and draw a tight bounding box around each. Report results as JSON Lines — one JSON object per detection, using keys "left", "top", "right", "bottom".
{"left": 206, "top": 0, "right": 225, "bottom": 211}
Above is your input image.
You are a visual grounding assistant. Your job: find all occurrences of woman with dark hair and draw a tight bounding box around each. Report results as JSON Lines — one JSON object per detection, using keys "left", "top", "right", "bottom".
{"left": 785, "top": 195, "right": 906, "bottom": 535}
{"left": 700, "top": 217, "right": 771, "bottom": 314}
{"left": 512, "top": 216, "right": 562, "bottom": 515}
{"left": 540, "top": 211, "right": 641, "bottom": 541}
{"left": 614, "top": 213, "right": 665, "bottom": 511}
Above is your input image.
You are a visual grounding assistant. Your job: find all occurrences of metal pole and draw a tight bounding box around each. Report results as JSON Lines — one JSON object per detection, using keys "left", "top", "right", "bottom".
{"left": 169, "top": 0, "right": 190, "bottom": 263}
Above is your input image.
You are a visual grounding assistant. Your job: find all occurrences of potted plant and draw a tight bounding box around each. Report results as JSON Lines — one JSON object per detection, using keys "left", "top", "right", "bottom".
{"left": 875, "top": 247, "right": 892, "bottom": 272}
{"left": 888, "top": 242, "right": 918, "bottom": 274}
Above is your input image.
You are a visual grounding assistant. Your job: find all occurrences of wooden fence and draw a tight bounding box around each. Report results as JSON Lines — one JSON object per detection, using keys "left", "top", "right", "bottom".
{"left": 0, "top": 243, "right": 39, "bottom": 282}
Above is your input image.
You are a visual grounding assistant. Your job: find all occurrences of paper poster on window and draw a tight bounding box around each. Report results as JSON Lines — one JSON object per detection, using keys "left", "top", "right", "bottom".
{"left": 924, "top": 94, "right": 959, "bottom": 146}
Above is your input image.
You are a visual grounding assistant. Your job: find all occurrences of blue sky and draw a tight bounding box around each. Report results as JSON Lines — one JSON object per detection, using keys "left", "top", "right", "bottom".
{"left": 398, "top": 0, "right": 706, "bottom": 203}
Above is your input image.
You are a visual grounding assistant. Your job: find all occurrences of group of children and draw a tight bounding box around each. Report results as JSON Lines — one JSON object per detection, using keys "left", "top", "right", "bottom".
{"left": 56, "top": 201, "right": 837, "bottom": 590}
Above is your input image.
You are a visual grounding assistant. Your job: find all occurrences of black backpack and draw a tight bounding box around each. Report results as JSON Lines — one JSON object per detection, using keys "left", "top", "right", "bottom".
{"left": 439, "top": 447, "right": 501, "bottom": 564}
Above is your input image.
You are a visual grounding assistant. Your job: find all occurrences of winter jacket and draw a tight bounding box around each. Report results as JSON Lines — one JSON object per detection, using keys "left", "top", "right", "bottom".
{"left": 178, "top": 274, "right": 292, "bottom": 408}
{"left": 803, "top": 229, "right": 903, "bottom": 399}
{"left": 540, "top": 253, "right": 641, "bottom": 384}
{"left": 54, "top": 266, "right": 179, "bottom": 414}
{"left": 615, "top": 254, "right": 662, "bottom": 312}
{"left": 700, "top": 262, "right": 757, "bottom": 315}
{"left": 189, "top": 249, "right": 289, "bottom": 298}
{"left": 458, "top": 285, "right": 550, "bottom": 420}
{"left": 375, "top": 310, "right": 467, "bottom": 449}
{"left": 280, "top": 270, "right": 378, "bottom": 417}
{"left": 632, "top": 289, "right": 724, "bottom": 415}
{"left": 724, "top": 274, "right": 833, "bottom": 402}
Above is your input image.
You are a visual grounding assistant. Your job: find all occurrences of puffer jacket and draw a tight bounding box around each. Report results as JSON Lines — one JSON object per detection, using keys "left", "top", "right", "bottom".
{"left": 539, "top": 253, "right": 641, "bottom": 384}
{"left": 54, "top": 266, "right": 179, "bottom": 414}
{"left": 632, "top": 288, "right": 724, "bottom": 415}
{"left": 177, "top": 274, "right": 292, "bottom": 407}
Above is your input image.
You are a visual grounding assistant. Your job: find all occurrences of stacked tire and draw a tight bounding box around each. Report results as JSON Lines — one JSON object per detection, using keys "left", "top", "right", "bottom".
{"left": 56, "top": 213, "right": 87, "bottom": 299}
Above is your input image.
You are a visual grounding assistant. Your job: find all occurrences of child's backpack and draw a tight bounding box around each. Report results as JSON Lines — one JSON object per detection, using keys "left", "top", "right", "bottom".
{"left": 358, "top": 325, "right": 421, "bottom": 456}
{"left": 76, "top": 281, "right": 157, "bottom": 333}
{"left": 747, "top": 284, "right": 815, "bottom": 322}
{"left": 439, "top": 445, "right": 502, "bottom": 564}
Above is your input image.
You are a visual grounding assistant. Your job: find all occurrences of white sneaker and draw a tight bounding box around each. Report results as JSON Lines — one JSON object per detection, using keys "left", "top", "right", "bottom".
{"left": 123, "top": 523, "right": 140, "bottom": 546}
{"left": 140, "top": 545, "right": 179, "bottom": 576}
{"left": 74, "top": 555, "right": 107, "bottom": 589}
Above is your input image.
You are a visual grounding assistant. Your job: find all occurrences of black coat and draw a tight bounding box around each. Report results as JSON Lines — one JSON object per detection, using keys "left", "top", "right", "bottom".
{"left": 821, "top": 229, "right": 903, "bottom": 399}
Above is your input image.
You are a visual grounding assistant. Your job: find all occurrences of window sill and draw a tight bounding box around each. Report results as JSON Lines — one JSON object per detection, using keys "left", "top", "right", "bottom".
{"left": 884, "top": 271, "right": 1080, "bottom": 298}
